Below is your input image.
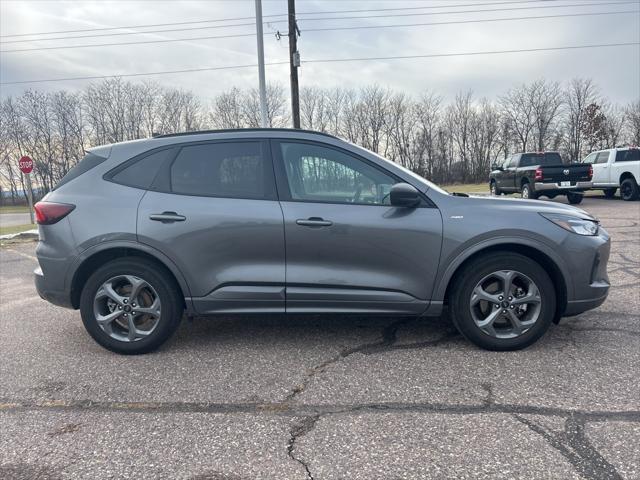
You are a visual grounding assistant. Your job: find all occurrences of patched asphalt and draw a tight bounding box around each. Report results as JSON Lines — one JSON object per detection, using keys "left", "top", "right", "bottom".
{"left": 1, "top": 195, "right": 638, "bottom": 479}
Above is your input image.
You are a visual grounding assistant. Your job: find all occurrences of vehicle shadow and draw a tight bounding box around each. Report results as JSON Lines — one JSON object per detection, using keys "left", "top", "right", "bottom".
{"left": 165, "top": 313, "right": 462, "bottom": 354}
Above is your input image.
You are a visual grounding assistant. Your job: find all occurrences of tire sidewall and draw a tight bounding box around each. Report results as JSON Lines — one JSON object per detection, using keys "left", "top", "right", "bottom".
{"left": 450, "top": 253, "right": 556, "bottom": 351}
{"left": 621, "top": 178, "right": 639, "bottom": 201}
{"left": 80, "top": 258, "right": 182, "bottom": 354}
{"left": 521, "top": 183, "right": 530, "bottom": 199}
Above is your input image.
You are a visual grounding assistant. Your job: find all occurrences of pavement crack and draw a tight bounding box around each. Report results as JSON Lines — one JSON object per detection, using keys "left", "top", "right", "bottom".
{"left": 513, "top": 414, "right": 623, "bottom": 480}
{"left": 284, "top": 318, "right": 457, "bottom": 402}
{"left": 287, "top": 415, "right": 320, "bottom": 480}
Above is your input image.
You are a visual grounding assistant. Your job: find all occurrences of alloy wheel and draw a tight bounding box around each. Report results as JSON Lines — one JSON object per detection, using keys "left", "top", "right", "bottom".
{"left": 469, "top": 270, "right": 542, "bottom": 339}
{"left": 93, "top": 275, "right": 161, "bottom": 342}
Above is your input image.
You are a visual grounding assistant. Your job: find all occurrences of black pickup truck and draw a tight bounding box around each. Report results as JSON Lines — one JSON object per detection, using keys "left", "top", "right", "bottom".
{"left": 489, "top": 152, "right": 593, "bottom": 204}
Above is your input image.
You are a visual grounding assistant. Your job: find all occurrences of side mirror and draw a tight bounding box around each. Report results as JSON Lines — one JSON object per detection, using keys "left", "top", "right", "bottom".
{"left": 492, "top": 163, "right": 503, "bottom": 171}
{"left": 390, "top": 183, "right": 421, "bottom": 208}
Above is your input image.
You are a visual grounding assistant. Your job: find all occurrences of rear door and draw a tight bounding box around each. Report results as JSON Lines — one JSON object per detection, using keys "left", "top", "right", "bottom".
{"left": 503, "top": 154, "right": 519, "bottom": 191}
{"left": 137, "top": 140, "right": 285, "bottom": 314}
{"left": 593, "top": 151, "right": 613, "bottom": 185}
{"left": 272, "top": 140, "right": 443, "bottom": 314}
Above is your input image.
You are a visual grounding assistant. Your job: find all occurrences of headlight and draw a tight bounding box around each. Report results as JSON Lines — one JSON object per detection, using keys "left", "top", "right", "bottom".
{"left": 540, "top": 213, "right": 599, "bottom": 236}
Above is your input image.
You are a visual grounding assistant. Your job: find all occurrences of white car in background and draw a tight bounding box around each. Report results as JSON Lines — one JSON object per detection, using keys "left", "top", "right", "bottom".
{"left": 581, "top": 147, "right": 640, "bottom": 201}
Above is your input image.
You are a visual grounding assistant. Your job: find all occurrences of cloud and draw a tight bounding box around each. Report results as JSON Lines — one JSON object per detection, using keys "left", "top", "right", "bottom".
{"left": 1, "top": 0, "right": 638, "bottom": 104}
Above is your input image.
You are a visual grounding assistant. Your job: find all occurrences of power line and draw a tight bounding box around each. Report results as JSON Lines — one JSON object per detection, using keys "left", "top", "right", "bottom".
{"left": 1, "top": 0, "right": 634, "bottom": 44}
{"left": 302, "top": 9, "right": 639, "bottom": 35}
{"left": 304, "top": 42, "right": 640, "bottom": 64}
{"left": 2, "top": 42, "right": 637, "bottom": 86}
{"left": 0, "top": 1, "right": 551, "bottom": 38}
{"left": 1, "top": 9, "right": 636, "bottom": 53}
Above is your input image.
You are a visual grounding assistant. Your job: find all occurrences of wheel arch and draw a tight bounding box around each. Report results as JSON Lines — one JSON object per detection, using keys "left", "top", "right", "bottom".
{"left": 620, "top": 171, "right": 636, "bottom": 184}
{"left": 440, "top": 241, "right": 569, "bottom": 322}
{"left": 69, "top": 242, "right": 191, "bottom": 310}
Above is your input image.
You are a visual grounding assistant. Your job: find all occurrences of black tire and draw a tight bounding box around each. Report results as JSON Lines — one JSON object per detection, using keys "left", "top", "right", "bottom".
{"left": 567, "top": 192, "right": 583, "bottom": 205}
{"left": 603, "top": 188, "right": 617, "bottom": 199}
{"left": 521, "top": 183, "right": 538, "bottom": 200}
{"left": 80, "top": 258, "right": 183, "bottom": 354}
{"left": 545, "top": 194, "right": 557, "bottom": 200}
{"left": 620, "top": 177, "right": 639, "bottom": 201}
{"left": 448, "top": 252, "right": 556, "bottom": 351}
{"left": 490, "top": 181, "right": 501, "bottom": 196}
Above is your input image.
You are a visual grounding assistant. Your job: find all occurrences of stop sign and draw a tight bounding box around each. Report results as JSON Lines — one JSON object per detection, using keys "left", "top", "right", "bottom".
{"left": 19, "top": 156, "right": 33, "bottom": 174}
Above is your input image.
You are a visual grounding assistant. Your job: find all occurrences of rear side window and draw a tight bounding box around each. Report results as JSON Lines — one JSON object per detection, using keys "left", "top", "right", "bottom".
{"left": 54, "top": 152, "right": 107, "bottom": 190}
{"left": 170, "top": 142, "right": 271, "bottom": 199}
{"left": 520, "top": 153, "right": 562, "bottom": 167}
{"left": 616, "top": 149, "right": 640, "bottom": 162}
{"left": 595, "top": 152, "right": 610, "bottom": 164}
{"left": 111, "top": 148, "right": 175, "bottom": 189}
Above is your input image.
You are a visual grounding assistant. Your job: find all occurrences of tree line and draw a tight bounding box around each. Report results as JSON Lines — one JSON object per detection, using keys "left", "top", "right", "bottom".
{"left": 1, "top": 77, "right": 638, "bottom": 204}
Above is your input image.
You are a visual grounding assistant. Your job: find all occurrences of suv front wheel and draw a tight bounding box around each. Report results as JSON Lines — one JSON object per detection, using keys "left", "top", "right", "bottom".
{"left": 80, "top": 258, "right": 184, "bottom": 354}
{"left": 449, "top": 252, "right": 555, "bottom": 351}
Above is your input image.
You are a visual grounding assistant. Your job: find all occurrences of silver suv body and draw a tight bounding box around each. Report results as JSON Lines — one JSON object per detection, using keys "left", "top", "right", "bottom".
{"left": 34, "top": 129, "right": 610, "bottom": 353}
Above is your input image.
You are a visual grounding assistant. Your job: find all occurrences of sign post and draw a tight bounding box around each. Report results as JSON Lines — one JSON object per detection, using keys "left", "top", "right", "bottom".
{"left": 19, "top": 156, "right": 35, "bottom": 224}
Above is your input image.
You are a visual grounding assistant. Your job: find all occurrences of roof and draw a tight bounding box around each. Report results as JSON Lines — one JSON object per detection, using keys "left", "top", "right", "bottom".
{"left": 154, "top": 128, "right": 339, "bottom": 140}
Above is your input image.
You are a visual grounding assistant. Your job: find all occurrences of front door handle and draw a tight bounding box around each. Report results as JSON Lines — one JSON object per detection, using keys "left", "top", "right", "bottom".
{"left": 149, "top": 211, "right": 186, "bottom": 223}
{"left": 296, "top": 217, "right": 333, "bottom": 227}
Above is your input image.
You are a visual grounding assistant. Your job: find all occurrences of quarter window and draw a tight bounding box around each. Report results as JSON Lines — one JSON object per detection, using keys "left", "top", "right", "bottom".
{"left": 111, "top": 148, "right": 174, "bottom": 189}
{"left": 279, "top": 142, "right": 396, "bottom": 205}
{"left": 170, "top": 142, "right": 269, "bottom": 198}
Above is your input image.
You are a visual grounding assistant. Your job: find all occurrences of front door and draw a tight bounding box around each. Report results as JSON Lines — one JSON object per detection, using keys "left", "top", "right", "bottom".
{"left": 272, "top": 140, "right": 443, "bottom": 314}
{"left": 137, "top": 140, "right": 285, "bottom": 314}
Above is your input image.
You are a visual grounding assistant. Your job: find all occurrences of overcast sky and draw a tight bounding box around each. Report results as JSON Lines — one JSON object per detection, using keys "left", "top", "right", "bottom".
{"left": 1, "top": 0, "right": 639, "bottom": 104}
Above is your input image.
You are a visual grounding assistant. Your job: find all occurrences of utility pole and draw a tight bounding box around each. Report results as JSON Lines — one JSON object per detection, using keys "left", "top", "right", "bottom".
{"left": 288, "top": 0, "right": 301, "bottom": 129}
{"left": 254, "top": 0, "right": 268, "bottom": 128}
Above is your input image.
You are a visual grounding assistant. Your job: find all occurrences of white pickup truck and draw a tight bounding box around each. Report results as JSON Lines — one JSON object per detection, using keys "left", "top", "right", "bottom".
{"left": 581, "top": 147, "right": 640, "bottom": 201}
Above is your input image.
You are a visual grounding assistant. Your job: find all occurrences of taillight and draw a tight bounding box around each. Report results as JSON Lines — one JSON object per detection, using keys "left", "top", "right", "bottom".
{"left": 535, "top": 167, "right": 543, "bottom": 181}
{"left": 588, "top": 164, "right": 593, "bottom": 180}
{"left": 34, "top": 202, "right": 75, "bottom": 225}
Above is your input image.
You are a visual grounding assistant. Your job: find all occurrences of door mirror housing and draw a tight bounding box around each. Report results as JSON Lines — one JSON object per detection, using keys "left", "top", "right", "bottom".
{"left": 390, "top": 183, "right": 421, "bottom": 208}
{"left": 492, "top": 163, "right": 503, "bottom": 171}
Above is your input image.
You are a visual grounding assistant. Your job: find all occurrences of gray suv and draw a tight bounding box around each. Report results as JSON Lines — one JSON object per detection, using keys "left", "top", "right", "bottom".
{"left": 34, "top": 129, "right": 610, "bottom": 354}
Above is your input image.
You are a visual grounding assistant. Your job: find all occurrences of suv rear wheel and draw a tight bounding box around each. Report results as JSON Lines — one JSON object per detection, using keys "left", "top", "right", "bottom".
{"left": 80, "top": 258, "right": 183, "bottom": 354}
{"left": 449, "top": 252, "right": 555, "bottom": 351}
{"left": 520, "top": 183, "right": 537, "bottom": 200}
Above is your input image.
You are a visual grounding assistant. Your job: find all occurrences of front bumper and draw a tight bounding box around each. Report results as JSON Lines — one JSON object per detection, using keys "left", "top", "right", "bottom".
{"left": 561, "top": 226, "right": 611, "bottom": 317}
{"left": 535, "top": 181, "right": 592, "bottom": 192}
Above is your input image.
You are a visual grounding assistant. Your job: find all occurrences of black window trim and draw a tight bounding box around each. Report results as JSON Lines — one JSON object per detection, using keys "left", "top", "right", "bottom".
{"left": 269, "top": 138, "right": 435, "bottom": 208}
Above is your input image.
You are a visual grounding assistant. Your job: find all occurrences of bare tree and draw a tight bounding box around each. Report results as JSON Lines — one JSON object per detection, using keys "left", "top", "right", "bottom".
{"left": 565, "top": 78, "right": 599, "bottom": 161}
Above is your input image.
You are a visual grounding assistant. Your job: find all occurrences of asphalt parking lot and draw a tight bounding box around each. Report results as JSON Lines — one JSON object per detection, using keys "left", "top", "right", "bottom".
{"left": 1, "top": 195, "right": 639, "bottom": 480}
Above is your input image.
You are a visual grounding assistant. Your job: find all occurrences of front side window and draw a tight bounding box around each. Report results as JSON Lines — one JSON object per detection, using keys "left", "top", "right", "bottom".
{"left": 170, "top": 142, "right": 269, "bottom": 199}
{"left": 582, "top": 152, "right": 598, "bottom": 164}
{"left": 279, "top": 142, "right": 395, "bottom": 205}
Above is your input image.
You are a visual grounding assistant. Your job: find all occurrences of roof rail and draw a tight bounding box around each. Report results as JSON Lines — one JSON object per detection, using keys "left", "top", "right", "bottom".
{"left": 153, "top": 128, "right": 340, "bottom": 140}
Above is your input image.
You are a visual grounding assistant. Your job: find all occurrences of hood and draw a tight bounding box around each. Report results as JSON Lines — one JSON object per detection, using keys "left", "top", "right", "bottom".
{"left": 456, "top": 194, "right": 596, "bottom": 220}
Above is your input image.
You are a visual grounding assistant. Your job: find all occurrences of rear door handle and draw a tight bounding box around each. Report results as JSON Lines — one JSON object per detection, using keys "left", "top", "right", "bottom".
{"left": 149, "top": 212, "right": 186, "bottom": 223}
{"left": 296, "top": 217, "right": 333, "bottom": 227}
